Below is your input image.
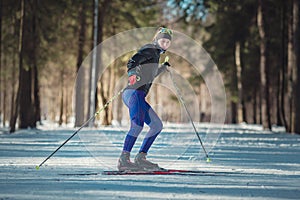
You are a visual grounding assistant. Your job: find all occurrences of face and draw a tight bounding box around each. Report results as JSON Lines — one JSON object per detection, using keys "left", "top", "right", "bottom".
{"left": 157, "top": 38, "right": 171, "bottom": 50}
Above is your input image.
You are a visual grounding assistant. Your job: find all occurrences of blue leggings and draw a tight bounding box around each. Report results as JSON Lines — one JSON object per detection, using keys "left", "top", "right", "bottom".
{"left": 122, "top": 89, "right": 163, "bottom": 153}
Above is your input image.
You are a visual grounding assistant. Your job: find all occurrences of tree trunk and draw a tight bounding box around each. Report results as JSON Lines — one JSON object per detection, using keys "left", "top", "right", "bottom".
{"left": 231, "top": 60, "right": 238, "bottom": 124}
{"left": 19, "top": 0, "right": 38, "bottom": 129}
{"left": 10, "top": 0, "right": 25, "bottom": 132}
{"left": 19, "top": 65, "right": 35, "bottom": 128}
{"left": 32, "top": 0, "right": 41, "bottom": 125}
{"left": 2, "top": 57, "right": 6, "bottom": 126}
{"left": 257, "top": 0, "right": 271, "bottom": 130}
{"left": 98, "top": 62, "right": 116, "bottom": 125}
{"left": 99, "top": 79, "right": 108, "bottom": 125}
{"left": 17, "top": 0, "right": 41, "bottom": 129}
{"left": 65, "top": 89, "right": 70, "bottom": 124}
{"left": 9, "top": 8, "right": 19, "bottom": 132}
{"left": 75, "top": 0, "right": 87, "bottom": 127}
{"left": 96, "top": 0, "right": 111, "bottom": 125}
{"left": 286, "top": 0, "right": 295, "bottom": 132}
{"left": 88, "top": 0, "right": 99, "bottom": 126}
{"left": 0, "top": 0, "right": 2, "bottom": 125}
{"left": 292, "top": 0, "right": 300, "bottom": 134}
{"left": 108, "top": 24, "right": 118, "bottom": 124}
{"left": 115, "top": 61, "right": 124, "bottom": 125}
{"left": 231, "top": 101, "right": 237, "bottom": 124}
{"left": 235, "top": 41, "right": 246, "bottom": 123}
{"left": 58, "top": 70, "right": 64, "bottom": 126}
{"left": 10, "top": 51, "right": 17, "bottom": 130}
{"left": 33, "top": 65, "right": 41, "bottom": 124}
{"left": 108, "top": 62, "right": 116, "bottom": 123}
{"left": 277, "top": 0, "right": 288, "bottom": 128}
{"left": 252, "top": 89, "right": 257, "bottom": 124}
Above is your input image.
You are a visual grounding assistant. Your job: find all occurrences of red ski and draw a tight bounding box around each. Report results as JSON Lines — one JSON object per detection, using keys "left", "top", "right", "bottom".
{"left": 60, "top": 169, "right": 240, "bottom": 176}
{"left": 101, "top": 169, "right": 209, "bottom": 175}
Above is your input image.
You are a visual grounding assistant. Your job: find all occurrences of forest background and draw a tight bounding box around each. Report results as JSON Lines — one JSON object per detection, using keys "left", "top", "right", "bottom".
{"left": 0, "top": 0, "right": 299, "bottom": 134}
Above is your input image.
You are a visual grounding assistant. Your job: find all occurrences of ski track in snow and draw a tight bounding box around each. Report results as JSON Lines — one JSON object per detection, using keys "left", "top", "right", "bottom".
{"left": 0, "top": 123, "right": 299, "bottom": 200}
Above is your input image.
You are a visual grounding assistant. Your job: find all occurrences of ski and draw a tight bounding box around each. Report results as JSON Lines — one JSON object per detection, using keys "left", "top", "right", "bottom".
{"left": 59, "top": 169, "right": 243, "bottom": 176}
{"left": 59, "top": 169, "right": 208, "bottom": 176}
{"left": 59, "top": 172, "right": 99, "bottom": 176}
{"left": 101, "top": 169, "right": 215, "bottom": 176}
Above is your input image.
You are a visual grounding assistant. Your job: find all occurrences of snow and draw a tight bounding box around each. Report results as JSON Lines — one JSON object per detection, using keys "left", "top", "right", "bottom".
{"left": 0, "top": 123, "right": 299, "bottom": 200}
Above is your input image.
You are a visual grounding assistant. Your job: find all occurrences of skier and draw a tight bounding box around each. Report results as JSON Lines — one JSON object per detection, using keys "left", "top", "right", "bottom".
{"left": 118, "top": 27, "right": 173, "bottom": 171}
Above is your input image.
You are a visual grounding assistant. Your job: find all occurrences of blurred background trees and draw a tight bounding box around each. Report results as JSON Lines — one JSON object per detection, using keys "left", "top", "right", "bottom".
{"left": 0, "top": 0, "right": 299, "bottom": 134}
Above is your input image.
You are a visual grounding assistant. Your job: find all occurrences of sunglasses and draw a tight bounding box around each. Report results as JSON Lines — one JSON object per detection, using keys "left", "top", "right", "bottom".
{"left": 159, "top": 28, "right": 173, "bottom": 36}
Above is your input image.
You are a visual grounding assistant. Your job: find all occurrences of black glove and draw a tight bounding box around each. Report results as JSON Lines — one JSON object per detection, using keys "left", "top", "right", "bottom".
{"left": 162, "top": 62, "right": 171, "bottom": 67}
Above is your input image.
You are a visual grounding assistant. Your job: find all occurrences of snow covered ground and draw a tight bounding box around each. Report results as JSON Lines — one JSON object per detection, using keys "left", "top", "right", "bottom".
{"left": 0, "top": 123, "right": 299, "bottom": 200}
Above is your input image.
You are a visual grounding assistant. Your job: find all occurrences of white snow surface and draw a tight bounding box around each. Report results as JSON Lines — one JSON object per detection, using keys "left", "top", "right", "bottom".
{"left": 0, "top": 123, "right": 299, "bottom": 200}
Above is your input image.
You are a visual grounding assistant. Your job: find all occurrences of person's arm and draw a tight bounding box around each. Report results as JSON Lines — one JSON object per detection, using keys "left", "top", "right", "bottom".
{"left": 156, "top": 61, "right": 170, "bottom": 77}
{"left": 127, "top": 48, "right": 154, "bottom": 85}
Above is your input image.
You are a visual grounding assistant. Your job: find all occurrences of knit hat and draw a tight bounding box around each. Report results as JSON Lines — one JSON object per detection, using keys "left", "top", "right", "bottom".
{"left": 154, "top": 27, "right": 172, "bottom": 41}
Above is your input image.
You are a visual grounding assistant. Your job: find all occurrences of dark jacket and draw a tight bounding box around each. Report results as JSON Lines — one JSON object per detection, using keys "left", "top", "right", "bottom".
{"left": 125, "top": 43, "right": 167, "bottom": 95}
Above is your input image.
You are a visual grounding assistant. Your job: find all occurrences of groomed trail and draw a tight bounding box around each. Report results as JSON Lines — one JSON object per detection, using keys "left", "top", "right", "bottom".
{"left": 0, "top": 123, "right": 299, "bottom": 200}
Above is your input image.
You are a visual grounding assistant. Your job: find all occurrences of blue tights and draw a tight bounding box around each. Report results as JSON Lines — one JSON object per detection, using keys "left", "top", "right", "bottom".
{"left": 122, "top": 89, "right": 163, "bottom": 153}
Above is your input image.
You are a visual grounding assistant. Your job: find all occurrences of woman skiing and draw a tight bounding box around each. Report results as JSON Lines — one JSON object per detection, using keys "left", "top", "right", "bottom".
{"left": 118, "top": 27, "right": 173, "bottom": 171}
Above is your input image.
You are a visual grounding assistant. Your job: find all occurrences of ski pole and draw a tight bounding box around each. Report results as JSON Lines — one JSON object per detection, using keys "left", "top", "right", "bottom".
{"left": 36, "top": 88, "right": 125, "bottom": 170}
{"left": 165, "top": 56, "right": 211, "bottom": 162}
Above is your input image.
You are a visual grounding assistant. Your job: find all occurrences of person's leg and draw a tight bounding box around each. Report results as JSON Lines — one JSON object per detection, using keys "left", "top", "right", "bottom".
{"left": 121, "top": 90, "right": 145, "bottom": 152}
{"left": 139, "top": 104, "right": 163, "bottom": 153}
{"left": 118, "top": 90, "right": 146, "bottom": 171}
{"left": 135, "top": 102, "right": 163, "bottom": 171}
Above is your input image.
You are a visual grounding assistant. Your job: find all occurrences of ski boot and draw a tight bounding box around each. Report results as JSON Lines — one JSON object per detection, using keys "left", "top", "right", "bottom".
{"left": 134, "top": 152, "right": 162, "bottom": 171}
{"left": 117, "top": 151, "right": 141, "bottom": 172}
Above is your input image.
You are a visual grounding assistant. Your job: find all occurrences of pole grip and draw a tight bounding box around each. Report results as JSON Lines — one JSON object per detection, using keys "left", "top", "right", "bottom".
{"left": 164, "top": 56, "right": 169, "bottom": 63}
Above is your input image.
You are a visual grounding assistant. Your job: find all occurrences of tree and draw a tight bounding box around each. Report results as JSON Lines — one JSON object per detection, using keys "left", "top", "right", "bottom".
{"left": 10, "top": 0, "right": 42, "bottom": 131}
{"left": 75, "top": 0, "right": 88, "bottom": 127}
{"left": 9, "top": 0, "right": 24, "bottom": 132}
{"left": 95, "top": 0, "right": 111, "bottom": 126}
{"left": 0, "top": 0, "right": 2, "bottom": 125}
{"left": 293, "top": 0, "right": 300, "bottom": 134}
{"left": 286, "top": 0, "right": 295, "bottom": 132}
{"left": 18, "top": 0, "right": 39, "bottom": 129}
{"left": 257, "top": 0, "right": 271, "bottom": 130}
{"left": 278, "top": 0, "right": 289, "bottom": 129}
